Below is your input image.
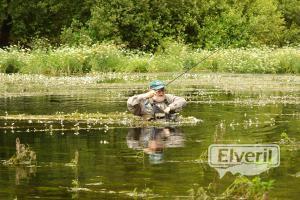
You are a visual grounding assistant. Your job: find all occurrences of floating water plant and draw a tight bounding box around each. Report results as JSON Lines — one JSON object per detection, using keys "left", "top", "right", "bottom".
{"left": 278, "top": 131, "right": 299, "bottom": 151}
{"left": 0, "top": 112, "right": 202, "bottom": 132}
{"left": 3, "top": 138, "right": 36, "bottom": 165}
{"left": 279, "top": 131, "right": 296, "bottom": 145}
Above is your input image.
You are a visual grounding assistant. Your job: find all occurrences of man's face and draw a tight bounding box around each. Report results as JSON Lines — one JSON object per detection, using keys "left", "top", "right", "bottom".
{"left": 152, "top": 88, "right": 166, "bottom": 102}
{"left": 156, "top": 88, "right": 165, "bottom": 96}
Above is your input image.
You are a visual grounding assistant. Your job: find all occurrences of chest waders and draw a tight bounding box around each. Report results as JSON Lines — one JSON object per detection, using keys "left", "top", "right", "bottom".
{"left": 150, "top": 99, "right": 177, "bottom": 122}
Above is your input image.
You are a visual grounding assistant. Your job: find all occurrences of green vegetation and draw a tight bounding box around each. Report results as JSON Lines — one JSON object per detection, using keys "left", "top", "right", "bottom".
{"left": 0, "top": 43, "right": 299, "bottom": 75}
{"left": 1, "top": 0, "right": 300, "bottom": 50}
{"left": 279, "top": 131, "right": 299, "bottom": 151}
{"left": 3, "top": 138, "right": 36, "bottom": 165}
{"left": 280, "top": 131, "right": 296, "bottom": 145}
{"left": 188, "top": 176, "right": 274, "bottom": 199}
{"left": 1, "top": 0, "right": 299, "bottom": 74}
{"left": 0, "top": 112, "right": 201, "bottom": 132}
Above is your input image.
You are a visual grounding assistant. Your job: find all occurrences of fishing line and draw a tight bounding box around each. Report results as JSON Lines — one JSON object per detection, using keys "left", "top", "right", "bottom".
{"left": 166, "top": 48, "right": 221, "bottom": 86}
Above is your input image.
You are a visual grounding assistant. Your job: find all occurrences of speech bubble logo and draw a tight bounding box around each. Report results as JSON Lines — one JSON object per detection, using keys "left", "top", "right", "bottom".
{"left": 208, "top": 144, "right": 280, "bottom": 178}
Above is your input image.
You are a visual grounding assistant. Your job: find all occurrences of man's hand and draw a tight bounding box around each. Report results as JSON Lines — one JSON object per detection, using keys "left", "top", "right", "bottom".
{"left": 163, "top": 107, "right": 171, "bottom": 114}
{"left": 145, "top": 90, "right": 156, "bottom": 99}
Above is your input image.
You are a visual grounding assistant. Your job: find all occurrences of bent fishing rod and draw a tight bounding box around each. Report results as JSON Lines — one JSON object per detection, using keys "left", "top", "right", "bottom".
{"left": 166, "top": 48, "right": 220, "bottom": 86}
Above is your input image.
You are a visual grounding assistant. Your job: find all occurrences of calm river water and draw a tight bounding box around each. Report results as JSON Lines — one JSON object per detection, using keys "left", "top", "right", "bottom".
{"left": 0, "top": 73, "right": 299, "bottom": 199}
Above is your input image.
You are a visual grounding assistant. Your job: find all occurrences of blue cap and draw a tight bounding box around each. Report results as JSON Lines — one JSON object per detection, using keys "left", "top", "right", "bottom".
{"left": 149, "top": 80, "right": 165, "bottom": 91}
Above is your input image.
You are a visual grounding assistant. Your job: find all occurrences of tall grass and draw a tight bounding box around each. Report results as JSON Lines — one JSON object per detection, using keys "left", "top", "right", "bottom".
{"left": 0, "top": 42, "right": 299, "bottom": 75}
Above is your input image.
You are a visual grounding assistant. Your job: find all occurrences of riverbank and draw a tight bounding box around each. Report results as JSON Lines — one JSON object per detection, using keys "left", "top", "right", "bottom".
{"left": 0, "top": 44, "right": 299, "bottom": 75}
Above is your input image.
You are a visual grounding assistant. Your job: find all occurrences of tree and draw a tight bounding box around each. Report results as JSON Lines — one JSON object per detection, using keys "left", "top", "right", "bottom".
{"left": 0, "top": 0, "right": 298, "bottom": 49}
{"left": 277, "top": 0, "right": 300, "bottom": 44}
{"left": 0, "top": 0, "right": 92, "bottom": 46}
{"left": 200, "top": 0, "right": 286, "bottom": 48}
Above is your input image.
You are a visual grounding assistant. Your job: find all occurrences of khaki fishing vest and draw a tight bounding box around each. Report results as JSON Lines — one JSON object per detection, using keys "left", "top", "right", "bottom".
{"left": 143, "top": 98, "right": 169, "bottom": 120}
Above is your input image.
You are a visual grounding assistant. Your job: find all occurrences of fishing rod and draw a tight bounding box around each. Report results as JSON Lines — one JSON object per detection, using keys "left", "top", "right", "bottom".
{"left": 149, "top": 48, "right": 220, "bottom": 120}
{"left": 166, "top": 48, "right": 221, "bottom": 86}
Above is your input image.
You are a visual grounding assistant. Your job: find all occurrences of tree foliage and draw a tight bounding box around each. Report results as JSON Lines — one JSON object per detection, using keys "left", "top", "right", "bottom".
{"left": 0, "top": 0, "right": 92, "bottom": 45}
{"left": 0, "top": 0, "right": 299, "bottom": 50}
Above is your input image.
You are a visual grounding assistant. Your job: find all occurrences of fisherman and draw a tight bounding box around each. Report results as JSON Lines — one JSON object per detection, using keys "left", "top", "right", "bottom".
{"left": 127, "top": 80, "right": 187, "bottom": 121}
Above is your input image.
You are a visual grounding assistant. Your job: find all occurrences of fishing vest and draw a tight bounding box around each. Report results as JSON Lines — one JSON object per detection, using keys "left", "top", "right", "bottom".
{"left": 144, "top": 98, "right": 176, "bottom": 120}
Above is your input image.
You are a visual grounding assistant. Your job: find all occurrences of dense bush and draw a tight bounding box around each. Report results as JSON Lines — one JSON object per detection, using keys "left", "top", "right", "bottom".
{"left": 1, "top": 0, "right": 299, "bottom": 50}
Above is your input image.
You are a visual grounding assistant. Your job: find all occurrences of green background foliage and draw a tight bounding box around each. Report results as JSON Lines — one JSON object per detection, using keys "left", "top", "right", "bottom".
{"left": 1, "top": 0, "right": 299, "bottom": 50}
{"left": 1, "top": 43, "right": 299, "bottom": 75}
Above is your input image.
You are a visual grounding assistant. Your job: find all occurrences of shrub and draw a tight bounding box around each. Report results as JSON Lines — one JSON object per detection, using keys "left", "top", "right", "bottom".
{"left": 0, "top": 43, "right": 299, "bottom": 75}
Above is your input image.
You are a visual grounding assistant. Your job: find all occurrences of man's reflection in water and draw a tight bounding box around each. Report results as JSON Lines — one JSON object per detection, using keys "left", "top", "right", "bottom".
{"left": 127, "top": 127, "right": 185, "bottom": 164}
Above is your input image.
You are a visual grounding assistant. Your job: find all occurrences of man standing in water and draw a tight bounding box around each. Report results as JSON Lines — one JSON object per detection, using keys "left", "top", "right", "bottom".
{"left": 127, "top": 80, "right": 187, "bottom": 121}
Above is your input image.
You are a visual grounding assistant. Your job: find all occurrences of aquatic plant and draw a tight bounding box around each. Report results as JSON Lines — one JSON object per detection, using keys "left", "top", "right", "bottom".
{"left": 72, "top": 179, "right": 79, "bottom": 188}
{"left": 1, "top": 73, "right": 298, "bottom": 109}
{"left": 221, "top": 176, "right": 274, "bottom": 199}
{"left": 71, "top": 150, "right": 79, "bottom": 165}
{"left": 3, "top": 138, "right": 37, "bottom": 165}
{"left": 0, "top": 112, "right": 201, "bottom": 132}
{"left": 66, "top": 150, "right": 79, "bottom": 167}
{"left": 69, "top": 177, "right": 92, "bottom": 199}
{"left": 279, "top": 131, "right": 296, "bottom": 145}
{"left": 187, "top": 185, "right": 211, "bottom": 200}
{"left": 195, "top": 150, "right": 208, "bottom": 164}
{"left": 188, "top": 176, "right": 274, "bottom": 200}
{"left": 278, "top": 131, "right": 299, "bottom": 151}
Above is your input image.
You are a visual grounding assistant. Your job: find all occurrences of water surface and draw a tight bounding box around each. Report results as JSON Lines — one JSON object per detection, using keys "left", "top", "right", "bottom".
{"left": 0, "top": 73, "right": 299, "bottom": 199}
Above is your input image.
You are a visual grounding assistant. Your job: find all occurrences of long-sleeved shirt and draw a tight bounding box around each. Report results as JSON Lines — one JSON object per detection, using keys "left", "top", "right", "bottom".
{"left": 127, "top": 93, "right": 187, "bottom": 119}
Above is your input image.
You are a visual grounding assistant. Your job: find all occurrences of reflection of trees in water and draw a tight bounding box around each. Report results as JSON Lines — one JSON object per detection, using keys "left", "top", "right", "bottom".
{"left": 15, "top": 165, "right": 36, "bottom": 185}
